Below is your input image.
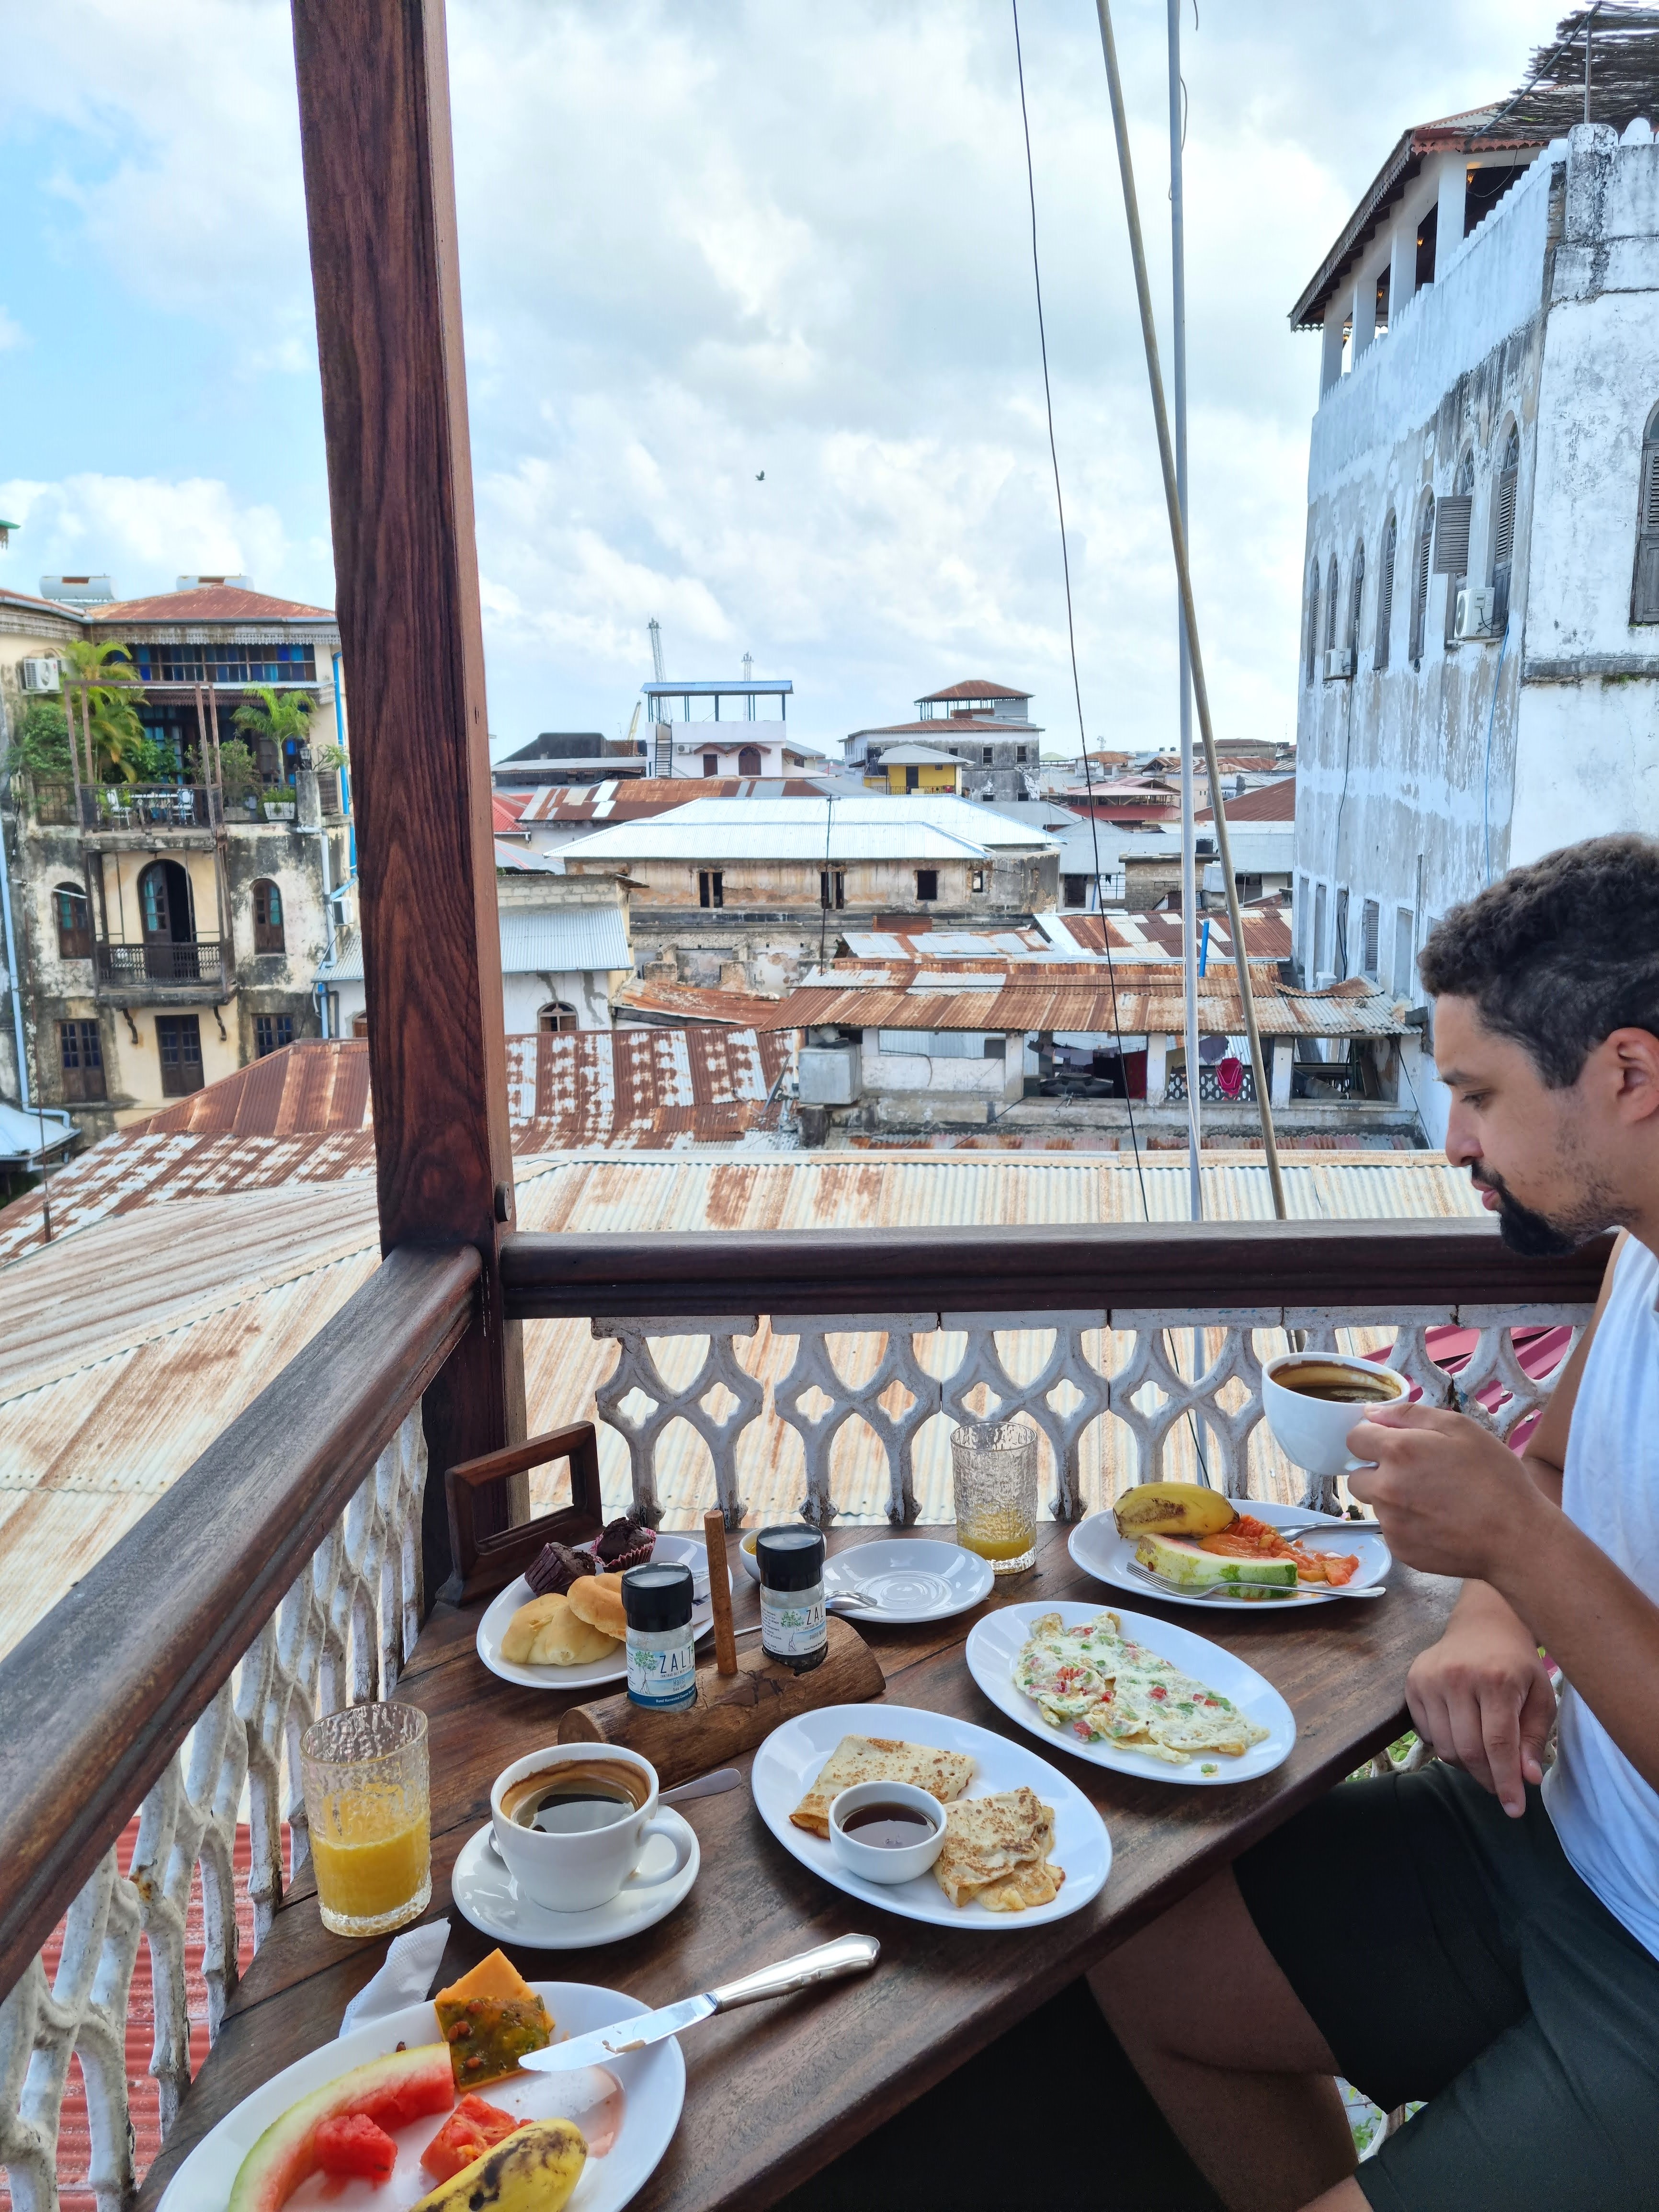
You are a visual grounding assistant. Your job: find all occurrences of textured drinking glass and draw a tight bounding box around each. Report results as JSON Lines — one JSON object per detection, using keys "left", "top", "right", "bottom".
{"left": 951, "top": 1419, "right": 1039, "bottom": 1574}
{"left": 301, "top": 1703, "right": 431, "bottom": 1938}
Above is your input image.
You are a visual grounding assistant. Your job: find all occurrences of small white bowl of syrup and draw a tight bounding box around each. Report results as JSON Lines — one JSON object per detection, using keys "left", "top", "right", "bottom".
{"left": 828, "top": 1780, "right": 946, "bottom": 1885}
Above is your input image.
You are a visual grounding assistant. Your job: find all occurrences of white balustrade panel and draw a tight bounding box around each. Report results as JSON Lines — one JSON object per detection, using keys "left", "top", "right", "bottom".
{"left": 0, "top": 1410, "right": 427, "bottom": 2212}
{"left": 593, "top": 1306, "right": 1587, "bottom": 1526}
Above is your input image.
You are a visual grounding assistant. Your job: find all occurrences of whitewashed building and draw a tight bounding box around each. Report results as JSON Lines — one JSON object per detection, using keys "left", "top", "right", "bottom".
{"left": 1291, "top": 59, "right": 1659, "bottom": 1141}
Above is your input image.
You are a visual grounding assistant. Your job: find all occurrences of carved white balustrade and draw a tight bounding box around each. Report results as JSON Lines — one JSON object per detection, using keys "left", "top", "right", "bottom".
{"left": 593, "top": 1305, "right": 1586, "bottom": 1526}
{"left": 0, "top": 1410, "right": 427, "bottom": 2212}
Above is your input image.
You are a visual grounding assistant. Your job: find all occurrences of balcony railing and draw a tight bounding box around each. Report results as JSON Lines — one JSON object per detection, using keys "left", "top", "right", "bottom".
{"left": 95, "top": 939, "right": 227, "bottom": 988}
{"left": 0, "top": 1220, "right": 1608, "bottom": 2212}
{"left": 25, "top": 784, "right": 226, "bottom": 831}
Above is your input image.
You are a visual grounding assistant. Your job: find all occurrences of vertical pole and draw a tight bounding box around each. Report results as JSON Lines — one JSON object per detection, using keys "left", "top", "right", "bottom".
{"left": 1169, "top": 0, "right": 1202, "bottom": 1216}
{"left": 291, "top": 0, "right": 526, "bottom": 1595}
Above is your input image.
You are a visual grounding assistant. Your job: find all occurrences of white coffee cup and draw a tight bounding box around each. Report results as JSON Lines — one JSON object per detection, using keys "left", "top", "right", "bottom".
{"left": 1261, "top": 1352, "right": 1409, "bottom": 1480}
{"left": 490, "top": 1744, "right": 692, "bottom": 1914}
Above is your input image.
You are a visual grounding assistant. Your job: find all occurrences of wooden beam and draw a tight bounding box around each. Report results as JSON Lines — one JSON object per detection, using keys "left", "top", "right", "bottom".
{"left": 499, "top": 1220, "right": 1614, "bottom": 1321}
{"left": 290, "top": 0, "right": 525, "bottom": 1574}
{"left": 0, "top": 1244, "right": 478, "bottom": 2007}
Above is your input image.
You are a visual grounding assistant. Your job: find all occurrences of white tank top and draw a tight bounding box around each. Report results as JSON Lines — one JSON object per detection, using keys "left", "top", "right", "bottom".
{"left": 1542, "top": 1233, "right": 1659, "bottom": 1958}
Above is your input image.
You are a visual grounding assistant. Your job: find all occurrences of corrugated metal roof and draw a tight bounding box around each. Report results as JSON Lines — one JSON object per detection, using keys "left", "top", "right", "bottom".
{"left": 0, "top": 1145, "right": 1483, "bottom": 1659}
{"left": 1196, "top": 777, "right": 1296, "bottom": 824}
{"left": 499, "top": 906, "right": 631, "bottom": 973}
{"left": 559, "top": 794, "right": 1056, "bottom": 868}
{"left": 518, "top": 778, "right": 831, "bottom": 824}
{"left": 757, "top": 960, "right": 1404, "bottom": 1038}
{"left": 91, "top": 584, "right": 336, "bottom": 624}
{"left": 614, "top": 979, "right": 790, "bottom": 1028}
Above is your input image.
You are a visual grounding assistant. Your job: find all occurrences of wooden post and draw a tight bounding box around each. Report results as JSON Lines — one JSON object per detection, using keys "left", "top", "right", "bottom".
{"left": 291, "top": 0, "right": 525, "bottom": 1591}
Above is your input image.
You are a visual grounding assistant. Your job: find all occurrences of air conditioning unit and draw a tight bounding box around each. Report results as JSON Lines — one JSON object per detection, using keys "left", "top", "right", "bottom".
{"left": 19, "top": 657, "right": 59, "bottom": 693}
{"left": 1455, "top": 586, "right": 1496, "bottom": 640}
{"left": 1323, "top": 647, "right": 1354, "bottom": 680}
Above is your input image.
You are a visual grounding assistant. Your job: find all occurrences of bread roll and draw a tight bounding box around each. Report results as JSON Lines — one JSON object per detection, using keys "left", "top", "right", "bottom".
{"left": 567, "top": 1572, "right": 627, "bottom": 1642}
{"left": 501, "top": 1593, "right": 566, "bottom": 1666}
{"left": 529, "top": 1605, "right": 618, "bottom": 1667}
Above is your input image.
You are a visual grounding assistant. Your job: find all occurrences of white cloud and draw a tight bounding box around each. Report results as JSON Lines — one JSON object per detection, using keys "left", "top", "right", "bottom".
{"left": 0, "top": 0, "right": 1571, "bottom": 748}
{"left": 0, "top": 474, "right": 294, "bottom": 599}
{"left": 0, "top": 307, "right": 24, "bottom": 352}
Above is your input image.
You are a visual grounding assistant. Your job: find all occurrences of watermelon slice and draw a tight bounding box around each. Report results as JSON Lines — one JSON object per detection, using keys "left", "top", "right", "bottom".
{"left": 228, "top": 2042, "right": 455, "bottom": 2212}
{"left": 315, "top": 2112, "right": 398, "bottom": 2185}
{"left": 420, "top": 2095, "right": 524, "bottom": 2181}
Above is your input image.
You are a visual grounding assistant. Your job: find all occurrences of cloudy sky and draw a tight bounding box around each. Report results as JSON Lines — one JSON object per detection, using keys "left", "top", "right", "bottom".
{"left": 0, "top": 0, "right": 1562, "bottom": 758}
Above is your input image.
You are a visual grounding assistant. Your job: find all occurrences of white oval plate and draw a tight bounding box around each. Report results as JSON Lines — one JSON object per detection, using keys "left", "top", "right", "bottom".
{"left": 451, "top": 1812, "right": 699, "bottom": 1951}
{"left": 824, "top": 1539, "right": 995, "bottom": 1624}
{"left": 750, "top": 1700, "right": 1110, "bottom": 1930}
{"left": 1068, "top": 1498, "right": 1392, "bottom": 1613}
{"left": 477, "top": 1535, "right": 730, "bottom": 1690}
{"left": 966, "top": 1602, "right": 1296, "bottom": 1788}
{"left": 157, "top": 1980, "right": 682, "bottom": 2212}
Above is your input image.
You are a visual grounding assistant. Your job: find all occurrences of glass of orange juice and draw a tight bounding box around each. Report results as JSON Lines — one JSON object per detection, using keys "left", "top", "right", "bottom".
{"left": 301, "top": 1703, "right": 431, "bottom": 1937}
{"left": 951, "top": 1419, "right": 1039, "bottom": 1574}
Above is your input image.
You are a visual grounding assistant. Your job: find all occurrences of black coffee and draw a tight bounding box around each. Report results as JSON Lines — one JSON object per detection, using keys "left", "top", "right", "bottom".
{"left": 1274, "top": 1360, "right": 1400, "bottom": 1405}
{"left": 840, "top": 1803, "right": 937, "bottom": 1847}
{"left": 501, "top": 1759, "right": 645, "bottom": 1834}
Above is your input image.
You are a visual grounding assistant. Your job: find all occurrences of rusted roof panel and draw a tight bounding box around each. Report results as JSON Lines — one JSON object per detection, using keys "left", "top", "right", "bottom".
{"left": 90, "top": 584, "right": 337, "bottom": 625}
{"left": 614, "top": 979, "right": 790, "bottom": 1028}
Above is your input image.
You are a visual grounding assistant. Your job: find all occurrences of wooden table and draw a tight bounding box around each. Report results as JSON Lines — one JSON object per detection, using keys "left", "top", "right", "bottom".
{"left": 140, "top": 1526, "right": 1454, "bottom": 2211}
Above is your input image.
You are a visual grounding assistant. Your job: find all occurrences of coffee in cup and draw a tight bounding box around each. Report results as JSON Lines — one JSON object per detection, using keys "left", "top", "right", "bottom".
{"left": 1261, "top": 1351, "right": 1409, "bottom": 1480}
{"left": 490, "top": 1744, "right": 693, "bottom": 1914}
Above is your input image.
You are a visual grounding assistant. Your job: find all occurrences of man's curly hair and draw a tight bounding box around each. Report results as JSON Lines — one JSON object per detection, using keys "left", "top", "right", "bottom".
{"left": 1419, "top": 834, "right": 1659, "bottom": 1088}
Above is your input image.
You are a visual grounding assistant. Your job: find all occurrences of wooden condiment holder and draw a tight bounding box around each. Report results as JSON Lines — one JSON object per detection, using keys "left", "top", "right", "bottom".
{"left": 557, "top": 1616, "right": 884, "bottom": 1789}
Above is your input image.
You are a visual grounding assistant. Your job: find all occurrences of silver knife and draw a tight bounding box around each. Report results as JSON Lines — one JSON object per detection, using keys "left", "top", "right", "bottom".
{"left": 518, "top": 1935, "right": 880, "bottom": 2073}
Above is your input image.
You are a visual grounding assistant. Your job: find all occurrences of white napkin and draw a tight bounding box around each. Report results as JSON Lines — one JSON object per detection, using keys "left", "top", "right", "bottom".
{"left": 340, "top": 1917, "right": 452, "bottom": 2033}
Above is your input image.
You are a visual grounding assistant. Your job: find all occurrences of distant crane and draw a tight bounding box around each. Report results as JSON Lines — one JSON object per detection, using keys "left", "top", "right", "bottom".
{"left": 648, "top": 616, "right": 665, "bottom": 683}
{"left": 647, "top": 618, "right": 667, "bottom": 774}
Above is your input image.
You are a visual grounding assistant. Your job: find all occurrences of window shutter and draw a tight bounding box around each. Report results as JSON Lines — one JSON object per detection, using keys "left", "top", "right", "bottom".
{"left": 1375, "top": 517, "right": 1396, "bottom": 668}
{"left": 1493, "top": 468, "right": 1518, "bottom": 571}
{"left": 1410, "top": 501, "right": 1433, "bottom": 659}
{"left": 1643, "top": 446, "right": 1659, "bottom": 535}
{"left": 1361, "top": 899, "right": 1380, "bottom": 976}
{"left": 1432, "top": 494, "right": 1473, "bottom": 574}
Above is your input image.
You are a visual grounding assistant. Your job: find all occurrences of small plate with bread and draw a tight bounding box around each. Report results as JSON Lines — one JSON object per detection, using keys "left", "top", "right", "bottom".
{"left": 477, "top": 1522, "right": 731, "bottom": 1690}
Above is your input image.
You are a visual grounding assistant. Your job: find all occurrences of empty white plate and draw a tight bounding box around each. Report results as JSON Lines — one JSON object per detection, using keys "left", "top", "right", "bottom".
{"left": 823, "top": 1539, "right": 995, "bottom": 1624}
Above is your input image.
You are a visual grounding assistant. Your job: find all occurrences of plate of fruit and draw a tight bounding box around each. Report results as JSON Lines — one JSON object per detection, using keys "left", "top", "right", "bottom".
{"left": 158, "top": 1948, "right": 682, "bottom": 2212}
{"left": 1068, "top": 1483, "right": 1391, "bottom": 1612}
{"left": 477, "top": 1519, "right": 730, "bottom": 1689}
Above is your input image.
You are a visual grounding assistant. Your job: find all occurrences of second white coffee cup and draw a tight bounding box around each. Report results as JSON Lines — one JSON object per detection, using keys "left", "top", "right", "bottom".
{"left": 1261, "top": 1352, "right": 1410, "bottom": 1480}
{"left": 490, "top": 1744, "right": 692, "bottom": 1913}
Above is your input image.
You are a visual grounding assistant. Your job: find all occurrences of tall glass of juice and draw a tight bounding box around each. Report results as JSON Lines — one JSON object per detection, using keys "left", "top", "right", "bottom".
{"left": 301, "top": 1703, "right": 431, "bottom": 1937}
{"left": 951, "top": 1419, "right": 1039, "bottom": 1575}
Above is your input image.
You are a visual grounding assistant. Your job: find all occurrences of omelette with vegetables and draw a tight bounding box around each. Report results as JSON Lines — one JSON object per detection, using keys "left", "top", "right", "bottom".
{"left": 1013, "top": 1610, "right": 1269, "bottom": 1765}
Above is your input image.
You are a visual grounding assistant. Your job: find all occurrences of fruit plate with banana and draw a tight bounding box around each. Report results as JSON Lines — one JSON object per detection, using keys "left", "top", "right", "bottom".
{"left": 157, "top": 1972, "right": 682, "bottom": 2212}
{"left": 1069, "top": 1483, "right": 1392, "bottom": 1614}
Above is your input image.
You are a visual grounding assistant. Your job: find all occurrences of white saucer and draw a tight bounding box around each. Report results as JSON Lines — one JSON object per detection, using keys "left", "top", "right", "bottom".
{"left": 823, "top": 1538, "right": 995, "bottom": 1623}
{"left": 451, "top": 1811, "right": 700, "bottom": 1950}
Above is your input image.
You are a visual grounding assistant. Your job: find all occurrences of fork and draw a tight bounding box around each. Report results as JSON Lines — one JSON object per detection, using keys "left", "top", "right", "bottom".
{"left": 1124, "top": 1561, "right": 1384, "bottom": 1604}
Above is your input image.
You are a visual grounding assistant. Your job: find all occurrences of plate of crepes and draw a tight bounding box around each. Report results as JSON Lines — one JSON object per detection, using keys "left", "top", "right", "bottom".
{"left": 478, "top": 1518, "right": 731, "bottom": 1690}
{"left": 157, "top": 1948, "right": 682, "bottom": 2212}
{"left": 750, "top": 1703, "right": 1110, "bottom": 1929}
{"left": 965, "top": 1603, "right": 1295, "bottom": 1787}
{"left": 1068, "top": 1482, "right": 1391, "bottom": 1612}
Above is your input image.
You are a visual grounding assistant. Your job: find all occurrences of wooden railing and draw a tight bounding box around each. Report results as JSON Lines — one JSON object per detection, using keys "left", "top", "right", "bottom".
{"left": 0, "top": 1221, "right": 1609, "bottom": 2209}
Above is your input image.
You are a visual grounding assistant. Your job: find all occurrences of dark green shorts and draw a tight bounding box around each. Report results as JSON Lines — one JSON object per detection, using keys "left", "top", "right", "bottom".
{"left": 1234, "top": 1762, "right": 1659, "bottom": 2212}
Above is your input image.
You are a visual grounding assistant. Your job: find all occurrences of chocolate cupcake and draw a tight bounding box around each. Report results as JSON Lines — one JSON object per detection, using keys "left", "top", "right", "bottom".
{"left": 525, "top": 1540, "right": 598, "bottom": 1597}
{"left": 595, "top": 1513, "right": 656, "bottom": 1572}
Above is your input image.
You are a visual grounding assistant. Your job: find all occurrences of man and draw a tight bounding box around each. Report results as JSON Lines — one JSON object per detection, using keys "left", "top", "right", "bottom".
{"left": 1089, "top": 835, "right": 1659, "bottom": 2212}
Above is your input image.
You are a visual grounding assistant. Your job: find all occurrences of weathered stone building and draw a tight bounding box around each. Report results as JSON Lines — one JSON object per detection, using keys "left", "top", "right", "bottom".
{"left": 845, "top": 679, "right": 1046, "bottom": 802}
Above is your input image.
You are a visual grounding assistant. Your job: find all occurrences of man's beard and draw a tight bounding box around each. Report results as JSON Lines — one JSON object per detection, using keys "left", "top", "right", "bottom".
{"left": 1470, "top": 1165, "right": 1618, "bottom": 1256}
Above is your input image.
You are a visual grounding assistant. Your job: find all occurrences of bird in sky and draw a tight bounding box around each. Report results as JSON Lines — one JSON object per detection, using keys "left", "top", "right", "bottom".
{"left": 755, "top": 470, "right": 765, "bottom": 481}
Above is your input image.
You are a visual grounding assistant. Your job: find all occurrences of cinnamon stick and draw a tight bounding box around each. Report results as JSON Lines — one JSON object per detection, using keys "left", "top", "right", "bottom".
{"left": 704, "top": 1507, "right": 739, "bottom": 1675}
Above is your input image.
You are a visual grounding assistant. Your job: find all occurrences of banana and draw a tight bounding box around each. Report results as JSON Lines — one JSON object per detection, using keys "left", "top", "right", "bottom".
{"left": 1112, "top": 1481, "right": 1237, "bottom": 1540}
{"left": 409, "top": 2119, "right": 587, "bottom": 2212}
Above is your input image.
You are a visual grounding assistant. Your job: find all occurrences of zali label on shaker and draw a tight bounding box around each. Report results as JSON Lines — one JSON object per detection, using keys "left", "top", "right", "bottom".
{"left": 760, "top": 1590, "right": 827, "bottom": 1659}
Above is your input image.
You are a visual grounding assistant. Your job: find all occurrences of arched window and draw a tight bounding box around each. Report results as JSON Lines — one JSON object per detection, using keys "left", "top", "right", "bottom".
{"left": 1491, "top": 423, "right": 1520, "bottom": 629}
{"left": 1409, "top": 492, "right": 1435, "bottom": 664}
{"left": 139, "top": 859, "right": 194, "bottom": 943}
{"left": 1324, "top": 556, "right": 1340, "bottom": 653}
{"left": 1633, "top": 403, "right": 1659, "bottom": 623}
{"left": 54, "top": 881, "right": 92, "bottom": 959}
{"left": 738, "top": 745, "right": 762, "bottom": 776}
{"left": 1375, "top": 512, "right": 1398, "bottom": 669}
{"left": 252, "top": 878, "right": 284, "bottom": 954}
{"left": 1305, "top": 560, "right": 1320, "bottom": 686}
{"left": 539, "top": 1001, "right": 579, "bottom": 1032}
{"left": 1347, "top": 539, "right": 1366, "bottom": 653}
